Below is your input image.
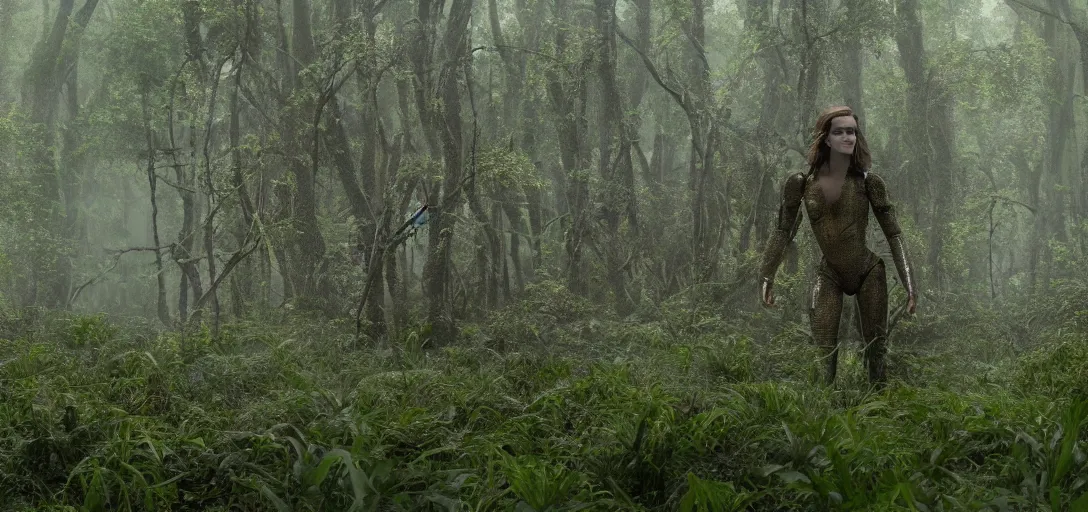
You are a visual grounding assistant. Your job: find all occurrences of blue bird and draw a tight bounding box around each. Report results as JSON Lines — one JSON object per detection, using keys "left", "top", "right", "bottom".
{"left": 392, "top": 204, "right": 430, "bottom": 244}
{"left": 409, "top": 204, "right": 429, "bottom": 227}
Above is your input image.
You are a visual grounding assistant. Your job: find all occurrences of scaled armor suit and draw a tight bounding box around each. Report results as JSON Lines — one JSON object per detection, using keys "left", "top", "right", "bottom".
{"left": 760, "top": 169, "right": 916, "bottom": 384}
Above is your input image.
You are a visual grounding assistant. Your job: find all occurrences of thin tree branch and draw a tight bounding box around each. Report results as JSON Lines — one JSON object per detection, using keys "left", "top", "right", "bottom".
{"left": 191, "top": 228, "right": 262, "bottom": 313}
{"left": 106, "top": 245, "right": 175, "bottom": 254}
{"left": 616, "top": 27, "right": 686, "bottom": 109}
{"left": 470, "top": 44, "right": 565, "bottom": 65}
{"left": 67, "top": 244, "right": 176, "bottom": 308}
{"left": 1005, "top": 0, "right": 1069, "bottom": 23}
{"left": 991, "top": 194, "right": 1037, "bottom": 214}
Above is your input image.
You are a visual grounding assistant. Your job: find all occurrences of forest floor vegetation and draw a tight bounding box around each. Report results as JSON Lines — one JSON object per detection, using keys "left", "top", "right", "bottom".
{"left": 0, "top": 280, "right": 1086, "bottom": 511}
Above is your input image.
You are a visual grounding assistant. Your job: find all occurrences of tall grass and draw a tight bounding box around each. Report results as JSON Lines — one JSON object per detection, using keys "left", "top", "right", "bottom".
{"left": 0, "top": 282, "right": 1085, "bottom": 511}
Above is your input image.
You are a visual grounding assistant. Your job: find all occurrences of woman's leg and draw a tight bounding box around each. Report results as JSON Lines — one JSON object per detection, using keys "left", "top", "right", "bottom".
{"left": 856, "top": 258, "right": 889, "bottom": 385}
{"left": 811, "top": 271, "right": 844, "bottom": 385}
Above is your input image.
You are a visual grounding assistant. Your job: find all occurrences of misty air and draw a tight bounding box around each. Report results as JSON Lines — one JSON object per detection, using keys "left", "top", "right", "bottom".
{"left": 0, "top": 0, "right": 1085, "bottom": 509}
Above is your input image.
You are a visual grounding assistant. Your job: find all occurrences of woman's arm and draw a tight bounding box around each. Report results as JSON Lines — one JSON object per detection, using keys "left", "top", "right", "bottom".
{"left": 865, "top": 172, "right": 917, "bottom": 311}
{"left": 759, "top": 172, "right": 806, "bottom": 305}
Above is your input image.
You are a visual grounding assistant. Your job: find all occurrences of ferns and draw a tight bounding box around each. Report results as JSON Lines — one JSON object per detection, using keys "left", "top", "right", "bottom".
{"left": 0, "top": 298, "right": 1086, "bottom": 510}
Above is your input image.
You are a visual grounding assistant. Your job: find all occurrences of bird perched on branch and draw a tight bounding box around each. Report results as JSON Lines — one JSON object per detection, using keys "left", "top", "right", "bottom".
{"left": 392, "top": 203, "right": 429, "bottom": 245}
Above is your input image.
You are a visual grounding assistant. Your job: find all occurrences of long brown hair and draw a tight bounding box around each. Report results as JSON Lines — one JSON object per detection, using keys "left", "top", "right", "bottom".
{"left": 805, "top": 106, "right": 871, "bottom": 175}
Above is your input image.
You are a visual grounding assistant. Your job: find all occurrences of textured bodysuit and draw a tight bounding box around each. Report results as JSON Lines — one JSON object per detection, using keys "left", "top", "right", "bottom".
{"left": 760, "top": 168, "right": 916, "bottom": 384}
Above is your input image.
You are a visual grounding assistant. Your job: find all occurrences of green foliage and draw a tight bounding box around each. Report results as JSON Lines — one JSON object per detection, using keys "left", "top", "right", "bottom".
{"left": 0, "top": 108, "right": 57, "bottom": 303}
{"left": 91, "top": 0, "right": 184, "bottom": 89}
{"left": 1014, "top": 335, "right": 1088, "bottom": 400}
{"left": 479, "top": 279, "right": 597, "bottom": 351}
{"left": 679, "top": 473, "right": 760, "bottom": 512}
{"left": 0, "top": 1, "right": 1084, "bottom": 509}
{"left": 65, "top": 314, "right": 117, "bottom": 348}
{"left": 0, "top": 278, "right": 1084, "bottom": 511}
{"left": 478, "top": 146, "right": 545, "bottom": 194}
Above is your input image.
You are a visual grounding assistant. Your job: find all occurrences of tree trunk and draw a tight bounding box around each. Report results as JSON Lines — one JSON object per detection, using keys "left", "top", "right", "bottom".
{"left": 20, "top": 0, "right": 99, "bottom": 308}
{"left": 926, "top": 81, "right": 956, "bottom": 290}
{"left": 229, "top": 4, "right": 257, "bottom": 316}
{"left": 142, "top": 90, "right": 171, "bottom": 326}
{"left": 841, "top": 0, "right": 866, "bottom": 131}
{"left": 593, "top": 0, "right": 637, "bottom": 316}
{"left": 0, "top": 0, "right": 15, "bottom": 97}
{"left": 894, "top": 0, "right": 930, "bottom": 275}
{"left": 422, "top": 0, "right": 473, "bottom": 344}
{"left": 546, "top": 0, "right": 591, "bottom": 296}
{"left": 793, "top": 0, "right": 825, "bottom": 137}
{"left": 740, "top": 0, "right": 781, "bottom": 255}
{"left": 687, "top": 0, "right": 721, "bottom": 284}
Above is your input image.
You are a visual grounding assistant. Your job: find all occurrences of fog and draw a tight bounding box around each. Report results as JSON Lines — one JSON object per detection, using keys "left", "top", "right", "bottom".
{"left": 0, "top": 0, "right": 1086, "bottom": 508}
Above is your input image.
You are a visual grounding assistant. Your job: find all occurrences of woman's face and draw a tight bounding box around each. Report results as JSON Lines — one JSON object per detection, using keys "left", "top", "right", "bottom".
{"left": 825, "top": 115, "right": 857, "bottom": 155}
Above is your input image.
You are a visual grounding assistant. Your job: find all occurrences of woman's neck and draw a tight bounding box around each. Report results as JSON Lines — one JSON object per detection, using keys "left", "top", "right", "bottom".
{"left": 826, "top": 151, "right": 851, "bottom": 176}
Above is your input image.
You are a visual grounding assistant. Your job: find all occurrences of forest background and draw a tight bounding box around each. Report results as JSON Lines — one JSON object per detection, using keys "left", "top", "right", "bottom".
{"left": 0, "top": 0, "right": 1087, "bottom": 509}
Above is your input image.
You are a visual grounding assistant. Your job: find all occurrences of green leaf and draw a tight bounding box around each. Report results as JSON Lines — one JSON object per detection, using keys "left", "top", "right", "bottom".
{"left": 777, "top": 471, "right": 811, "bottom": 485}
{"left": 1069, "top": 490, "right": 1088, "bottom": 511}
{"left": 258, "top": 483, "right": 292, "bottom": 512}
{"left": 306, "top": 452, "right": 341, "bottom": 488}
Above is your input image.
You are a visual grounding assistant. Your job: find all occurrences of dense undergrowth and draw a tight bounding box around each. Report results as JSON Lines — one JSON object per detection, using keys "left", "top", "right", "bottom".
{"left": 0, "top": 281, "right": 1086, "bottom": 511}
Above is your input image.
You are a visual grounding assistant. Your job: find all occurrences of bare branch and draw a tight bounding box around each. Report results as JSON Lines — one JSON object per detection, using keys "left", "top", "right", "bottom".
{"left": 1004, "top": 0, "right": 1069, "bottom": 23}
{"left": 107, "top": 245, "right": 175, "bottom": 255}
{"left": 153, "top": 172, "right": 198, "bottom": 193}
{"left": 616, "top": 27, "right": 686, "bottom": 109}
{"left": 681, "top": 22, "right": 710, "bottom": 75}
{"left": 68, "top": 244, "right": 177, "bottom": 308}
{"left": 470, "top": 44, "right": 565, "bottom": 65}
{"left": 191, "top": 232, "right": 262, "bottom": 313}
{"left": 991, "top": 194, "right": 1037, "bottom": 214}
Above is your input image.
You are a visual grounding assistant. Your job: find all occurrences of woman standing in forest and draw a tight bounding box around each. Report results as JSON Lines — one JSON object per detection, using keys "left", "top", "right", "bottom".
{"left": 759, "top": 106, "right": 917, "bottom": 386}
